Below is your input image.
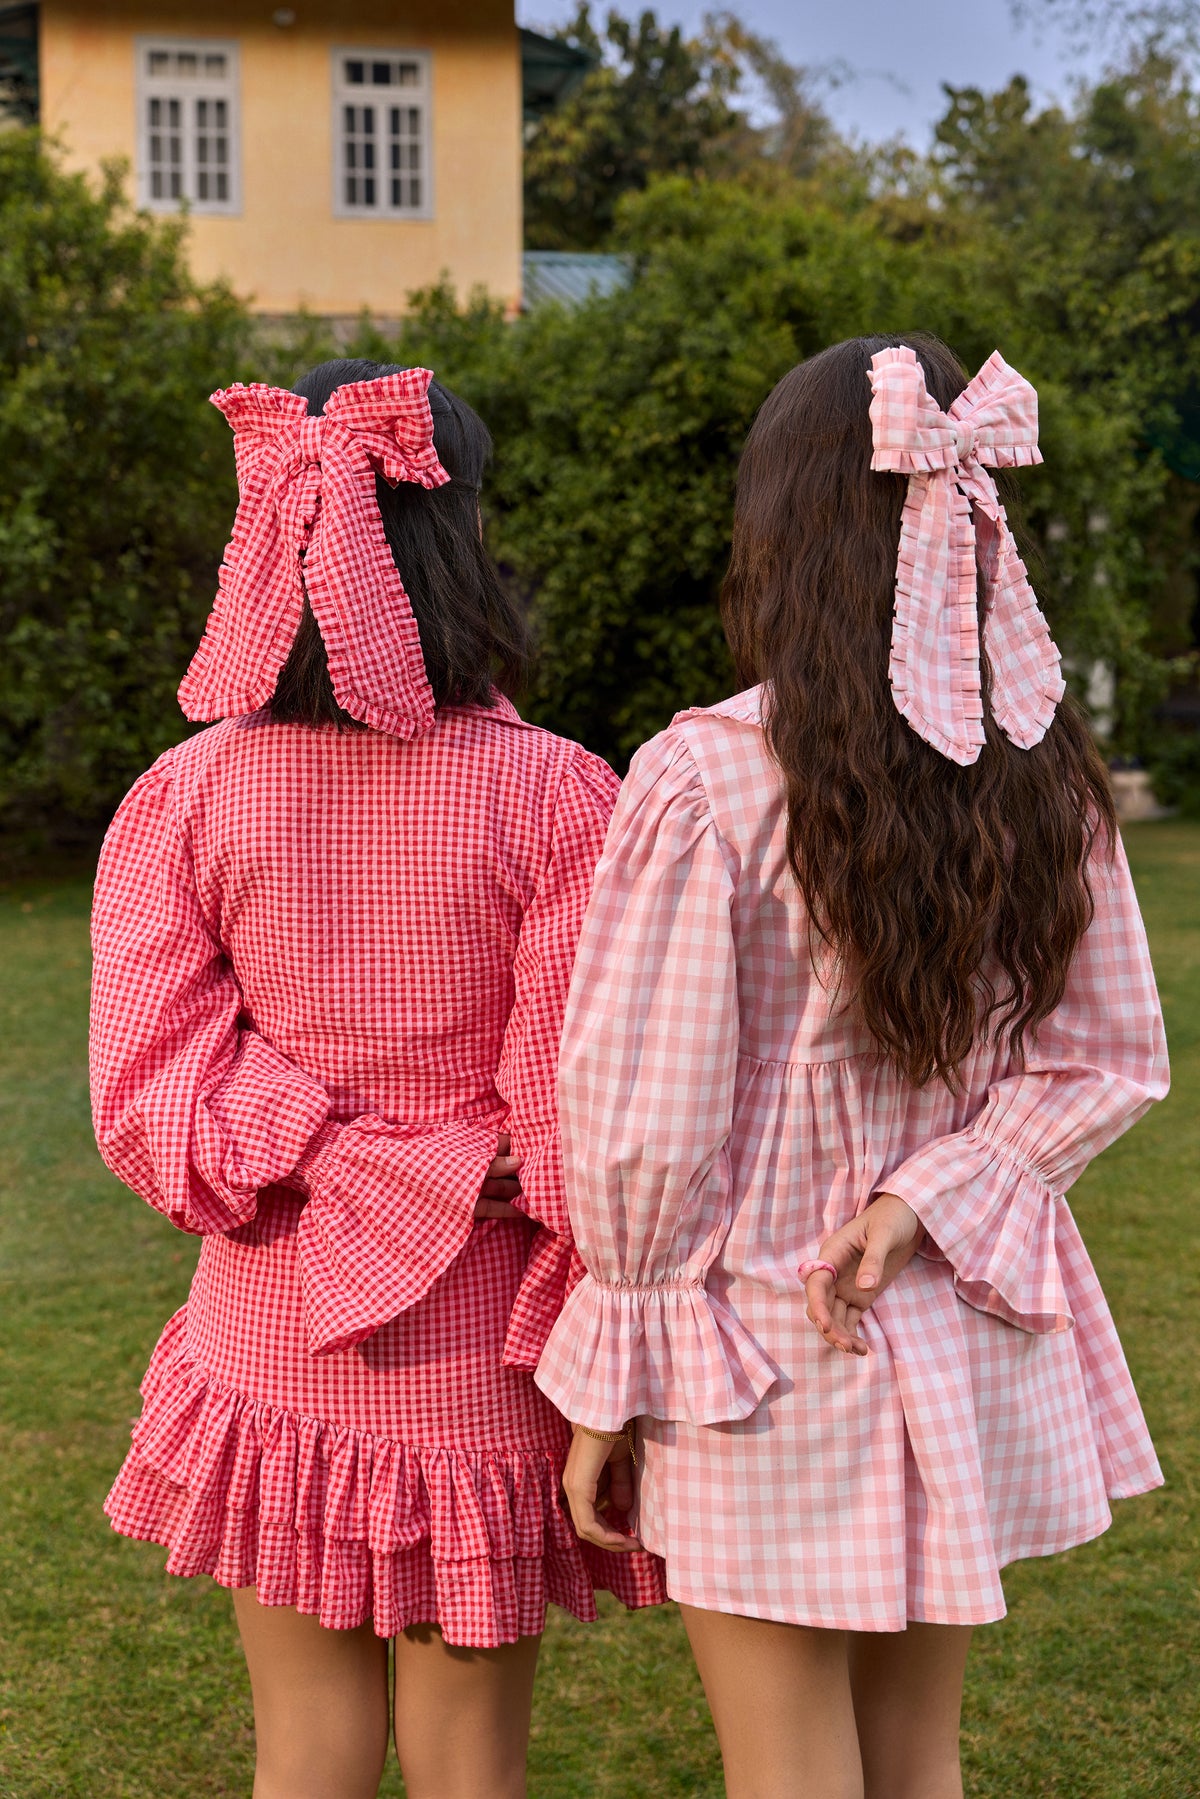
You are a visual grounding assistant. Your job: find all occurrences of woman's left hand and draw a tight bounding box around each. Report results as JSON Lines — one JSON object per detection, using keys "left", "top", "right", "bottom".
{"left": 803, "top": 1192, "right": 923, "bottom": 1355}
{"left": 562, "top": 1426, "right": 643, "bottom": 1553}
{"left": 473, "top": 1131, "right": 525, "bottom": 1220}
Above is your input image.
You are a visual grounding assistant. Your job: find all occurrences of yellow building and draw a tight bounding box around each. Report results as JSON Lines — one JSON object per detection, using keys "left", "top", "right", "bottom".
{"left": 0, "top": 2, "right": 586, "bottom": 316}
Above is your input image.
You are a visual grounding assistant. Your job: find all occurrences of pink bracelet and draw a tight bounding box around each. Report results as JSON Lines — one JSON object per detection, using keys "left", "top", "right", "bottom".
{"left": 799, "top": 1259, "right": 839, "bottom": 1283}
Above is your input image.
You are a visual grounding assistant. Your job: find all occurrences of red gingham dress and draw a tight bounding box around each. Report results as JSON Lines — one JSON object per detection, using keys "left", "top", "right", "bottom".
{"left": 91, "top": 698, "right": 666, "bottom": 1644}
{"left": 536, "top": 687, "right": 1169, "bottom": 1630}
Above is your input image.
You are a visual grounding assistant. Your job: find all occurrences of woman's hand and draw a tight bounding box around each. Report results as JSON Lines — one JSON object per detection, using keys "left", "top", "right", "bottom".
{"left": 562, "top": 1426, "right": 643, "bottom": 1553}
{"left": 803, "top": 1193, "right": 923, "bottom": 1355}
{"left": 473, "top": 1132, "right": 525, "bottom": 1221}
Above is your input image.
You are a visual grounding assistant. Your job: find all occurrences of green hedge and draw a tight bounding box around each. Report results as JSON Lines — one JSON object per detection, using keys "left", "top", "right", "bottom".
{"left": 0, "top": 133, "right": 246, "bottom": 843}
{"left": 1, "top": 114, "right": 1195, "bottom": 839}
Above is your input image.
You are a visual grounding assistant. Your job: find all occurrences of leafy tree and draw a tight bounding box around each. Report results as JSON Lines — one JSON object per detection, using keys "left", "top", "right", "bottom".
{"left": 524, "top": 5, "right": 739, "bottom": 249}
{"left": 372, "top": 174, "right": 1161, "bottom": 765}
{"left": 6, "top": 42, "right": 1199, "bottom": 836}
{"left": 0, "top": 131, "right": 247, "bottom": 843}
{"left": 932, "top": 53, "right": 1200, "bottom": 739}
{"left": 523, "top": 5, "right": 832, "bottom": 250}
{"left": 1011, "top": 0, "right": 1200, "bottom": 58}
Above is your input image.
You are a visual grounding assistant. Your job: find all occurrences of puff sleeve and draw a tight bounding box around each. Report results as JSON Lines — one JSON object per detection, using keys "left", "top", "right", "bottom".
{"left": 90, "top": 756, "right": 331, "bottom": 1237}
{"left": 535, "top": 727, "right": 779, "bottom": 1431}
{"left": 881, "top": 830, "right": 1169, "bottom": 1332}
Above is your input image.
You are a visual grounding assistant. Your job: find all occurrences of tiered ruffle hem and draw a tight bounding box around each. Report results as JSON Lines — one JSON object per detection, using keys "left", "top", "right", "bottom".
{"left": 107, "top": 1309, "right": 665, "bottom": 1646}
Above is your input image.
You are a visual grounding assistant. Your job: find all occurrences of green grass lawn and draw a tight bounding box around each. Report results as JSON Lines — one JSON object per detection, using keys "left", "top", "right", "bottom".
{"left": 1, "top": 824, "right": 1196, "bottom": 1798}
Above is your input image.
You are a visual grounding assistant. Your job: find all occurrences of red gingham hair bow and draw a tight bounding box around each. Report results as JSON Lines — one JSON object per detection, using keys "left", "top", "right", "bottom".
{"left": 178, "top": 368, "right": 451, "bottom": 736}
{"left": 868, "top": 345, "right": 1065, "bottom": 767}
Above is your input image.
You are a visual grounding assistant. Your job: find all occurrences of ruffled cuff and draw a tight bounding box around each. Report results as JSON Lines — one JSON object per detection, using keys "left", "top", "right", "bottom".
{"left": 295, "top": 1114, "right": 503, "bottom": 1355}
{"left": 882, "top": 1126, "right": 1073, "bottom": 1334}
{"left": 534, "top": 1277, "right": 780, "bottom": 1430}
{"left": 189, "top": 1037, "right": 331, "bottom": 1232}
{"left": 502, "top": 1228, "right": 577, "bottom": 1372}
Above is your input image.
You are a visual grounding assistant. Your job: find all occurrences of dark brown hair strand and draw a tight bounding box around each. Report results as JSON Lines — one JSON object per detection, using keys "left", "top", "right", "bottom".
{"left": 721, "top": 333, "right": 1117, "bottom": 1088}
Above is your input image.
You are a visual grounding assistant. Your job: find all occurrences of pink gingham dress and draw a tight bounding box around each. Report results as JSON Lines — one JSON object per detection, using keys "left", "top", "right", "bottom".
{"left": 92, "top": 700, "right": 665, "bottom": 1644}
{"left": 536, "top": 686, "right": 1169, "bottom": 1630}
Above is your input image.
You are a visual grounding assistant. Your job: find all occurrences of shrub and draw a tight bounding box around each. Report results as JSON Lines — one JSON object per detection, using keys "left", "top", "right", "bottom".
{"left": 0, "top": 131, "right": 247, "bottom": 846}
{"left": 1149, "top": 731, "right": 1200, "bottom": 817}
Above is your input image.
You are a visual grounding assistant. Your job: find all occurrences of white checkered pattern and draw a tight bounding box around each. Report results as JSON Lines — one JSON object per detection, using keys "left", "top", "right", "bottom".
{"left": 536, "top": 688, "right": 1168, "bottom": 1629}
{"left": 868, "top": 346, "right": 1066, "bottom": 766}
{"left": 92, "top": 703, "right": 667, "bottom": 1642}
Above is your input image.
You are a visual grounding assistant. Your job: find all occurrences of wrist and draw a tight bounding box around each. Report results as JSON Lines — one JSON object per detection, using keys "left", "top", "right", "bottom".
{"left": 292, "top": 1118, "right": 342, "bottom": 1195}
{"left": 874, "top": 1191, "right": 921, "bottom": 1238}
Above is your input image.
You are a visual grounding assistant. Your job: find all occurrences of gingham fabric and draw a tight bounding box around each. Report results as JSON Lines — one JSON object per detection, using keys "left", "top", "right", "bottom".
{"left": 868, "top": 346, "right": 1065, "bottom": 766}
{"left": 92, "top": 704, "right": 667, "bottom": 1642}
{"left": 536, "top": 686, "right": 1168, "bottom": 1630}
{"left": 178, "top": 371, "right": 447, "bottom": 737}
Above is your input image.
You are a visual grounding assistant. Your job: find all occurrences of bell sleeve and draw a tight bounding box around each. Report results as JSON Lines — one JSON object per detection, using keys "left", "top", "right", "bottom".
{"left": 881, "top": 830, "right": 1169, "bottom": 1333}
{"left": 495, "top": 748, "right": 623, "bottom": 1371}
{"left": 296, "top": 744, "right": 621, "bottom": 1360}
{"left": 535, "top": 727, "right": 780, "bottom": 1431}
{"left": 90, "top": 757, "right": 332, "bottom": 1238}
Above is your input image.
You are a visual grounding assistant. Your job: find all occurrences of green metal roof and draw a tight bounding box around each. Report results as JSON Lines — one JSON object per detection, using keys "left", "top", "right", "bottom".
{"left": 0, "top": 1, "right": 37, "bottom": 126}
{"left": 523, "top": 252, "right": 631, "bottom": 309}
{"left": 520, "top": 27, "right": 593, "bottom": 126}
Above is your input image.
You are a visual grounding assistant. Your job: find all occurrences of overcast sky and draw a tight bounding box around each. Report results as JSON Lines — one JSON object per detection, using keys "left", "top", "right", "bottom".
{"left": 516, "top": 0, "right": 1114, "bottom": 146}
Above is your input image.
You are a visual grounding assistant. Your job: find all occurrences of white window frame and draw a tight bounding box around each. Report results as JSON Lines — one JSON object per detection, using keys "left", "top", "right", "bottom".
{"left": 135, "top": 36, "right": 242, "bottom": 216}
{"left": 331, "top": 47, "right": 433, "bottom": 222}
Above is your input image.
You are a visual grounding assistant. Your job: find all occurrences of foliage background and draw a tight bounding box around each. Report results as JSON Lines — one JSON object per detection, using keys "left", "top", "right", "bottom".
{"left": 1, "top": 13, "right": 1198, "bottom": 839}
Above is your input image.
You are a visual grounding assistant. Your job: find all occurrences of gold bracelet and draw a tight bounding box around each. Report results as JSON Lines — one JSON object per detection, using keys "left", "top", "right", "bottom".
{"left": 575, "top": 1422, "right": 640, "bottom": 1470}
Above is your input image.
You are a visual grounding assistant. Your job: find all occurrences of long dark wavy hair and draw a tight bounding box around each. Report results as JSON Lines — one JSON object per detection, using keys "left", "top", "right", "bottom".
{"left": 271, "top": 359, "right": 529, "bottom": 727}
{"left": 721, "top": 333, "right": 1116, "bottom": 1089}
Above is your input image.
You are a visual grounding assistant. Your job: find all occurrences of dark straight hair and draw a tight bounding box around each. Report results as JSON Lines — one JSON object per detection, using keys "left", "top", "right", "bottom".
{"left": 270, "top": 358, "right": 529, "bottom": 727}
{"left": 722, "top": 332, "right": 1117, "bottom": 1090}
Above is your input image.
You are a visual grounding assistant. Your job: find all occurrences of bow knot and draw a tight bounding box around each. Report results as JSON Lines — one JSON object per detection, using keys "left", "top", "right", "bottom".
{"left": 868, "top": 346, "right": 1064, "bottom": 766}
{"left": 952, "top": 419, "right": 977, "bottom": 464}
{"left": 294, "top": 416, "right": 326, "bottom": 466}
{"left": 178, "top": 369, "right": 451, "bottom": 736}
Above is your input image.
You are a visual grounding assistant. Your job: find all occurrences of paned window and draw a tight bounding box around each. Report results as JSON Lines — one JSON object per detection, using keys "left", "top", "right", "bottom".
{"left": 332, "top": 50, "right": 432, "bottom": 219}
{"left": 136, "top": 39, "right": 240, "bottom": 214}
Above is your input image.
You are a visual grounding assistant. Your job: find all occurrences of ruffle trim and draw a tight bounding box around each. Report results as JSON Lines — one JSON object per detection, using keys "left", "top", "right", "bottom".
{"left": 105, "top": 1311, "right": 666, "bottom": 1646}
{"left": 295, "top": 1185, "right": 476, "bottom": 1358}
{"left": 886, "top": 1127, "right": 1075, "bottom": 1334}
{"left": 888, "top": 473, "right": 985, "bottom": 766}
{"left": 536, "top": 1278, "right": 780, "bottom": 1430}
{"left": 294, "top": 1113, "right": 505, "bottom": 1356}
{"left": 986, "top": 539, "right": 1065, "bottom": 750}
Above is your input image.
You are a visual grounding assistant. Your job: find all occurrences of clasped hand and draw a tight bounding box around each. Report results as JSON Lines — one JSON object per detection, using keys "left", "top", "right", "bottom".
{"left": 802, "top": 1192, "right": 923, "bottom": 1357}
{"left": 473, "top": 1132, "right": 525, "bottom": 1220}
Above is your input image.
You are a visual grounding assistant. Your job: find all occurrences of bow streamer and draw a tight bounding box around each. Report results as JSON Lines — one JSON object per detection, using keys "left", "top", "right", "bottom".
{"left": 178, "top": 368, "right": 450, "bottom": 737}
{"left": 868, "top": 345, "right": 1064, "bottom": 767}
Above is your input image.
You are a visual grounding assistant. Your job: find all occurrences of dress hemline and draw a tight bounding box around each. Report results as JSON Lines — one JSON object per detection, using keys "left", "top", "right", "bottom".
{"left": 104, "top": 1307, "right": 666, "bottom": 1648}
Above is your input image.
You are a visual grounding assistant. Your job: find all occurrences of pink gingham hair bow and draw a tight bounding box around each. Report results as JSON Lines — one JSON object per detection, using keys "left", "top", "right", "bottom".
{"left": 868, "top": 345, "right": 1064, "bottom": 766}
{"left": 178, "top": 369, "right": 450, "bottom": 737}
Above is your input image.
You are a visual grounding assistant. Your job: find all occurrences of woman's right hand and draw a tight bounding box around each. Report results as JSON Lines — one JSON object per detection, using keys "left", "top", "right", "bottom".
{"left": 802, "top": 1193, "right": 923, "bottom": 1355}
{"left": 562, "top": 1425, "right": 643, "bottom": 1553}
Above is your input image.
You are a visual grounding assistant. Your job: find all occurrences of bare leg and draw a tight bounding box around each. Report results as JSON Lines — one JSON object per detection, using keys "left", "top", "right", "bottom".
{"left": 232, "top": 1588, "right": 390, "bottom": 1799}
{"left": 392, "top": 1622, "right": 541, "bottom": 1799}
{"left": 850, "top": 1622, "right": 973, "bottom": 1799}
{"left": 680, "top": 1604, "right": 864, "bottom": 1799}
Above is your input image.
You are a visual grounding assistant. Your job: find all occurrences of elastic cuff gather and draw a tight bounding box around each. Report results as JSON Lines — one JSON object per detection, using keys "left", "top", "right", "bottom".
{"left": 535, "top": 1276, "right": 780, "bottom": 1430}
{"left": 292, "top": 1119, "right": 344, "bottom": 1195}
